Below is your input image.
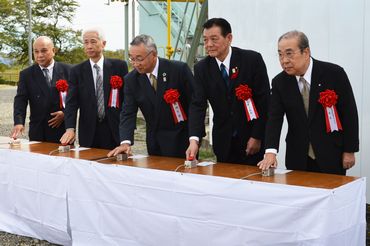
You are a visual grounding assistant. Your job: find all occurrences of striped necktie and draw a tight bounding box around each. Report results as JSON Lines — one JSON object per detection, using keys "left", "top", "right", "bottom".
{"left": 94, "top": 64, "right": 105, "bottom": 121}
{"left": 42, "top": 68, "right": 51, "bottom": 87}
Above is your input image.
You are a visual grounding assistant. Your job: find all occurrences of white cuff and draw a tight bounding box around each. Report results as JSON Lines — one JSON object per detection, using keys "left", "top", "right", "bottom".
{"left": 120, "top": 140, "right": 131, "bottom": 145}
{"left": 265, "top": 148, "right": 278, "bottom": 154}
{"left": 189, "top": 136, "right": 199, "bottom": 142}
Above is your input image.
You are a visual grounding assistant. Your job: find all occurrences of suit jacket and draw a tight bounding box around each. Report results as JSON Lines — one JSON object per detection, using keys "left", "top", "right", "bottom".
{"left": 189, "top": 47, "right": 270, "bottom": 163}
{"left": 65, "top": 58, "right": 128, "bottom": 147}
{"left": 120, "top": 58, "right": 194, "bottom": 158}
{"left": 13, "top": 62, "right": 71, "bottom": 142}
{"left": 265, "top": 58, "right": 359, "bottom": 174}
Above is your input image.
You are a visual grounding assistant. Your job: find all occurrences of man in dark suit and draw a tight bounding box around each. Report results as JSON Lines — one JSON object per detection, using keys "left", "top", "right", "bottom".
{"left": 186, "top": 18, "right": 270, "bottom": 164}
{"left": 258, "top": 30, "right": 359, "bottom": 175}
{"left": 108, "top": 34, "right": 194, "bottom": 158}
{"left": 60, "top": 28, "right": 128, "bottom": 149}
{"left": 12, "top": 36, "right": 71, "bottom": 143}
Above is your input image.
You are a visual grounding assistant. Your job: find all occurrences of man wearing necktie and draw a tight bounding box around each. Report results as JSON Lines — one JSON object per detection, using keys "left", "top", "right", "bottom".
{"left": 258, "top": 30, "right": 359, "bottom": 175}
{"left": 12, "top": 36, "right": 71, "bottom": 142}
{"left": 108, "top": 34, "right": 195, "bottom": 158}
{"left": 61, "top": 28, "right": 128, "bottom": 149}
{"left": 187, "top": 18, "right": 270, "bottom": 165}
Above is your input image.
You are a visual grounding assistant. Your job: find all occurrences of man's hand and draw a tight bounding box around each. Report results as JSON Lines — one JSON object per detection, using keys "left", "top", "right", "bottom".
{"left": 257, "top": 153, "right": 278, "bottom": 170}
{"left": 246, "top": 137, "right": 261, "bottom": 156}
{"left": 11, "top": 124, "right": 24, "bottom": 139}
{"left": 60, "top": 129, "right": 75, "bottom": 145}
{"left": 186, "top": 139, "right": 199, "bottom": 160}
{"left": 107, "top": 143, "right": 132, "bottom": 157}
{"left": 48, "top": 111, "right": 64, "bottom": 128}
{"left": 342, "top": 152, "right": 355, "bottom": 170}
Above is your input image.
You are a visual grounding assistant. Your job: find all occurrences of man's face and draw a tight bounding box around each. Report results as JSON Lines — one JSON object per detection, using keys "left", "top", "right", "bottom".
{"left": 83, "top": 31, "right": 106, "bottom": 60}
{"left": 278, "top": 37, "right": 310, "bottom": 76}
{"left": 33, "top": 40, "right": 55, "bottom": 67}
{"left": 203, "top": 25, "right": 232, "bottom": 61}
{"left": 128, "top": 43, "right": 157, "bottom": 74}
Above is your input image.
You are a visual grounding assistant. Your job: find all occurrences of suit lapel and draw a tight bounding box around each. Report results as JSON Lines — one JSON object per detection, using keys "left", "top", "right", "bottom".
{"left": 156, "top": 59, "right": 167, "bottom": 97}
{"left": 138, "top": 73, "right": 156, "bottom": 106}
{"left": 51, "top": 62, "right": 60, "bottom": 87}
{"left": 103, "top": 59, "right": 112, "bottom": 106}
{"left": 82, "top": 61, "right": 96, "bottom": 104}
{"left": 208, "top": 57, "right": 228, "bottom": 95}
{"left": 288, "top": 74, "right": 308, "bottom": 120}
{"left": 33, "top": 65, "right": 50, "bottom": 97}
{"left": 308, "top": 60, "right": 321, "bottom": 124}
{"left": 229, "top": 48, "right": 241, "bottom": 99}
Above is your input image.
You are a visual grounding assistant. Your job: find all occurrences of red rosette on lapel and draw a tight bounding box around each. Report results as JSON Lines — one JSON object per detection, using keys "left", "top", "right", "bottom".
{"left": 230, "top": 67, "right": 239, "bottom": 80}
{"left": 235, "top": 84, "right": 259, "bottom": 121}
{"left": 56, "top": 79, "right": 68, "bottom": 109}
{"left": 318, "top": 89, "right": 342, "bottom": 132}
{"left": 163, "top": 89, "right": 187, "bottom": 123}
{"left": 108, "top": 75, "right": 123, "bottom": 108}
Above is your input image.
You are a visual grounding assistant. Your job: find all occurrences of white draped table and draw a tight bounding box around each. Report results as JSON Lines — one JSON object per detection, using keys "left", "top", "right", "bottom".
{"left": 0, "top": 140, "right": 366, "bottom": 246}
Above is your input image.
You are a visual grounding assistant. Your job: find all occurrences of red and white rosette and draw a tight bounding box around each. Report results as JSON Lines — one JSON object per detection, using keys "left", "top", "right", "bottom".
{"left": 108, "top": 75, "right": 123, "bottom": 108}
{"left": 163, "top": 89, "right": 187, "bottom": 123}
{"left": 56, "top": 79, "right": 68, "bottom": 109}
{"left": 318, "top": 89, "right": 342, "bottom": 132}
{"left": 235, "top": 84, "right": 259, "bottom": 121}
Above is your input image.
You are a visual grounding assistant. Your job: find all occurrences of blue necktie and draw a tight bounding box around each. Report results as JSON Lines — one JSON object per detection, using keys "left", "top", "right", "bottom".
{"left": 220, "top": 63, "right": 230, "bottom": 89}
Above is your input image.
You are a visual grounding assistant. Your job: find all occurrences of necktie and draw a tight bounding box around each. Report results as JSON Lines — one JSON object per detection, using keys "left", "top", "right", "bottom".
{"left": 150, "top": 73, "right": 157, "bottom": 92}
{"left": 94, "top": 64, "right": 105, "bottom": 121}
{"left": 300, "top": 76, "right": 315, "bottom": 159}
{"left": 42, "top": 68, "right": 51, "bottom": 87}
{"left": 220, "top": 63, "right": 230, "bottom": 89}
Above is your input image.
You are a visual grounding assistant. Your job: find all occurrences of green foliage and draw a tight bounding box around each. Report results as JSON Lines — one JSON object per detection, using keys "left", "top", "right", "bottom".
{"left": 104, "top": 49, "right": 125, "bottom": 60}
{"left": 0, "top": 0, "right": 82, "bottom": 65}
{"left": 57, "top": 46, "right": 85, "bottom": 65}
{"left": 199, "top": 147, "right": 216, "bottom": 162}
{"left": 0, "top": 63, "right": 8, "bottom": 72}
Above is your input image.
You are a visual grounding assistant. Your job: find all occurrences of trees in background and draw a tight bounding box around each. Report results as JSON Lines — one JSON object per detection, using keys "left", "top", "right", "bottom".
{"left": 0, "top": 0, "right": 82, "bottom": 66}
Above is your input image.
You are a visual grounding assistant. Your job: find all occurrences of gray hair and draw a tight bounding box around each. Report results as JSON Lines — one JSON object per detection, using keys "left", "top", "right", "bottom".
{"left": 130, "top": 34, "right": 157, "bottom": 53}
{"left": 278, "top": 30, "right": 310, "bottom": 51}
{"left": 82, "top": 27, "right": 106, "bottom": 41}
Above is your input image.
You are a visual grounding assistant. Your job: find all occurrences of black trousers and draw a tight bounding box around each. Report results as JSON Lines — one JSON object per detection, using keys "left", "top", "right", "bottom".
{"left": 221, "top": 135, "right": 263, "bottom": 165}
{"left": 92, "top": 118, "right": 117, "bottom": 150}
{"left": 306, "top": 156, "right": 346, "bottom": 175}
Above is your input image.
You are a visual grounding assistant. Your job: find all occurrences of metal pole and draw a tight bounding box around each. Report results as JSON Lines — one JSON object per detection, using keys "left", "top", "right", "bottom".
{"left": 166, "top": 0, "right": 174, "bottom": 59}
{"left": 27, "top": 0, "right": 33, "bottom": 65}
{"left": 124, "top": 2, "right": 129, "bottom": 60}
{"left": 131, "top": 0, "right": 135, "bottom": 39}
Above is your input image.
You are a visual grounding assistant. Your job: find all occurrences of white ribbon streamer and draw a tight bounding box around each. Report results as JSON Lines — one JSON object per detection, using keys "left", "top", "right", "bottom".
{"left": 172, "top": 102, "right": 185, "bottom": 122}
{"left": 326, "top": 106, "right": 339, "bottom": 132}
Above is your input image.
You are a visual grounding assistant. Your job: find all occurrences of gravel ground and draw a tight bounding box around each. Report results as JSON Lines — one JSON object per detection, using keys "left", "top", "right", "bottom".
{"left": 0, "top": 84, "right": 147, "bottom": 245}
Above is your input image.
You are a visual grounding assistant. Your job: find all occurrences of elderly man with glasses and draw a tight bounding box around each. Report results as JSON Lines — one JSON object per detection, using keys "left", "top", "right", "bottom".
{"left": 258, "top": 30, "right": 359, "bottom": 175}
{"left": 108, "top": 34, "right": 197, "bottom": 158}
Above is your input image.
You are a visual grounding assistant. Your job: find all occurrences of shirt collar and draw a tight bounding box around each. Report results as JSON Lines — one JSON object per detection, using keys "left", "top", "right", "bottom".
{"left": 146, "top": 57, "right": 159, "bottom": 79}
{"left": 39, "top": 59, "right": 55, "bottom": 71}
{"left": 90, "top": 56, "right": 104, "bottom": 70}
{"left": 296, "top": 57, "right": 313, "bottom": 85}
{"left": 215, "top": 46, "right": 232, "bottom": 73}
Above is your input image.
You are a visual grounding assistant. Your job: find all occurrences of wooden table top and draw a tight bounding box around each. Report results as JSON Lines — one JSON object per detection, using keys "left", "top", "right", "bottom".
{"left": 0, "top": 136, "right": 359, "bottom": 189}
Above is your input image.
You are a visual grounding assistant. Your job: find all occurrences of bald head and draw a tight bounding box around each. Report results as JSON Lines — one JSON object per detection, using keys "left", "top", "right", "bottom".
{"left": 33, "top": 36, "right": 55, "bottom": 67}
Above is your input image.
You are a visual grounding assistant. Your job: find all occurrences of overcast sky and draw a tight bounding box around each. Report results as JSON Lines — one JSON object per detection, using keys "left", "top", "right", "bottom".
{"left": 74, "top": 0, "right": 125, "bottom": 50}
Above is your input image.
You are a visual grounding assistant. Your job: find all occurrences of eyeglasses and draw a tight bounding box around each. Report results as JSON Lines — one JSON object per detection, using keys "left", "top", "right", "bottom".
{"left": 278, "top": 49, "right": 302, "bottom": 60}
{"left": 128, "top": 50, "right": 153, "bottom": 64}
